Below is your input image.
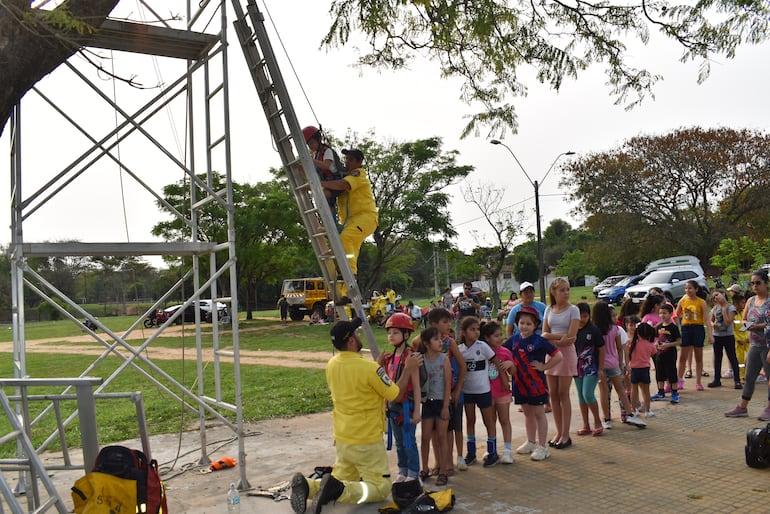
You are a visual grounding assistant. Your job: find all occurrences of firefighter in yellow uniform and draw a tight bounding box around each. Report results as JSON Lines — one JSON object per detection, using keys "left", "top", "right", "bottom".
{"left": 321, "top": 148, "right": 378, "bottom": 276}
{"left": 289, "top": 318, "right": 423, "bottom": 513}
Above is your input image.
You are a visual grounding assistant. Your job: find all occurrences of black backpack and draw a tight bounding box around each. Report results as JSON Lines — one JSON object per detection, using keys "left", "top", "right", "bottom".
{"left": 745, "top": 423, "right": 770, "bottom": 468}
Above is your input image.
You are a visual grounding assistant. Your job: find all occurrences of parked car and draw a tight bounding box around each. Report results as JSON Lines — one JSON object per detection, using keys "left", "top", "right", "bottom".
{"left": 624, "top": 256, "right": 708, "bottom": 304}
{"left": 163, "top": 304, "right": 208, "bottom": 324}
{"left": 597, "top": 274, "right": 646, "bottom": 304}
{"left": 592, "top": 275, "right": 629, "bottom": 298}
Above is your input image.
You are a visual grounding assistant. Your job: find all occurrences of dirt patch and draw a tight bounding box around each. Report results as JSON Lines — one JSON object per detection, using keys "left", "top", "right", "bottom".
{"left": 2, "top": 321, "right": 332, "bottom": 369}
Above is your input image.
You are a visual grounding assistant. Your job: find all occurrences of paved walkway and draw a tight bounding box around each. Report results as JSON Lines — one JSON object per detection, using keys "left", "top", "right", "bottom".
{"left": 42, "top": 348, "right": 770, "bottom": 513}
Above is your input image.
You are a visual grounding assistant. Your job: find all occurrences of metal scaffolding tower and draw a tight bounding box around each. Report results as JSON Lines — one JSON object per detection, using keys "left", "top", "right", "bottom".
{"left": 5, "top": 0, "right": 251, "bottom": 494}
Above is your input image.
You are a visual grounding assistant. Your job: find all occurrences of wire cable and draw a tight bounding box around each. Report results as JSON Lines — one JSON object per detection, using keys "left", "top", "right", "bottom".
{"left": 260, "top": 0, "right": 320, "bottom": 125}
{"left": 110, "top": 51, "right": 131, "bottom": 242}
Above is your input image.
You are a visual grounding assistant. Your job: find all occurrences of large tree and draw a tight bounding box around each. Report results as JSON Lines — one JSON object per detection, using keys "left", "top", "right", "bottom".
{"left": 0, "top": 0, "right": 120, "bottom": 137}
{"left": 3, "top": 2, "right": 769, "bottom": 139}
{"left": 563, "top": 127, "right": 770, "bottom": 266}
{"left": 323, "top": 1, "right": 770, "bottom": 136}
{"left": 346, "top": 134, "right": 473, "bottom": 293}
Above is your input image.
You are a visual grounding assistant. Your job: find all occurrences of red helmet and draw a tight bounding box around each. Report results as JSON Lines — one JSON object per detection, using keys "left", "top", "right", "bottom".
{"left": 302, "top": 125, "right": 320, "bottom": 143}
{"left": 385, "top": 312, "right": 414, "bottom": 332}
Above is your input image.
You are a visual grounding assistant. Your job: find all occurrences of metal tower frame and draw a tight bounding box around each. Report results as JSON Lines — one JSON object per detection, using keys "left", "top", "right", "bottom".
{"left": 6, "top": 0, "right": 250, "bottom": 490}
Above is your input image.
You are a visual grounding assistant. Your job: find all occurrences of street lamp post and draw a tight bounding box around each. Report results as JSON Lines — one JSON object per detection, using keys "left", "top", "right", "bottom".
{"left": 490, "top": 140, "right": 575, "bottom": 303}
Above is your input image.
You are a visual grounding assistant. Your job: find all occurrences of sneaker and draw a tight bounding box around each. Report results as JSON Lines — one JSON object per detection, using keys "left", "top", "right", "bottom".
{"left": 290, "top": 472, "right": 309, "bottom": 514}
{"left": 646, "top": 410, "right": 655, "bottom": 418}
{"left": 677, "top": 379, "right": 685, "bottom": 390}
{"left": 724, "top": 405, "right": 749, "bottom": 417}
{"left": 530, "top": 445, "right": 550, "bottom": 461}
{"left": 310, "top": 474, "right": 344, "bottom": 514}
{"left": 516, "top": 440, "right": 537, "bottom": 455}
{"left": 625, "top": 413, "right": 647, "bottom": 428}
{"left": 757, "top": 375, "right": 768, "bottom": 383}
{"left": 464, "top": 453, "right": 477, "bottom": 466}
{"left": 651, "top": 393, "right": 666, "bottom": 401}
{"left": 707, "top": 381, "right": 722, "bottom": 388}
{"left": 394, "top": 474, "right": 407, "bottom": 483}
{"left": 722, "top": 369, "right": 734, "bottom": 379}
{"left": 735, "top": 383, "right": 743, "bottom": 390}
{"left": 664, "top": 383, "right": 672, "bottom": 394}
{"left": 601, "top": 419, "right": 612, "bottom": 430}
{"left": 758, "top": 407, "right": 770, "bottom": 422}
{"left": 501, "top": 449, "right": 514, "bottom": 464}
{"left": 482, "top": 452, "right": 500, "bottom": 468}
{"left": 696, "top": 383, "right": 705, "bottom": 391}
{"left": 456, "top": 456, "right": 468, "bottom": 471}
{"left": 670, "top": 391, "right": 680, "bottom": 404}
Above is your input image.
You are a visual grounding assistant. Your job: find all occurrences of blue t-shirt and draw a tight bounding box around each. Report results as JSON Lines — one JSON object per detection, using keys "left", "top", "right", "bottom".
{"left": 504, "top": 333, "right": 559, "bottom": 398}
{"left": 506, "top": 301, "right": 547, "bottom": 336}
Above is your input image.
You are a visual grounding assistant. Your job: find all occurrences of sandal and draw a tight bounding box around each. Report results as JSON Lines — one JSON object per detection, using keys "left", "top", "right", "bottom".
{"left": 435, "top": 474, "right": 448, "bottom": 486}
{"left": 684, "top": 370, "right": 693, "bottom": 378}
{"left": 592, "top": 426, "right": 604, "bottom": 437}
{"left": 576, "top": 428, "right": 592, "bottom": 436}
{"left": 702, "top": 371, "right": 710, "bottom": 377}
{"left": 419, "top": 470, "right": 430, "bottom": 481}
{"left": 429, "top": 467, "right": 440, "bottom": 476}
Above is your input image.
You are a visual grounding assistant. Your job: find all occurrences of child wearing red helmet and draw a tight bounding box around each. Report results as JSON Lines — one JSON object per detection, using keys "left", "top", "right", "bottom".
{"left": 377, "top": 313, "right": 422, "bottom": 483}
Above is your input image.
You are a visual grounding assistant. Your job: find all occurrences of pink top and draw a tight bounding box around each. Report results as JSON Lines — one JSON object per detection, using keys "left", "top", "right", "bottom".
{"left": 602, "top": 325, "right": 621, "bottom": 368}
{"left": 490, "top": 346, "right": 513, "bottom": 398}
{"left": 629, "top": 338, "right": 657, "bottom": 369}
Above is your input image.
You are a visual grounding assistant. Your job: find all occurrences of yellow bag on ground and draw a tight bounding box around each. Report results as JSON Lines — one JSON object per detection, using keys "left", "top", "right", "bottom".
{"left": 72, "top": 471, "right": 138, "bottom": 513}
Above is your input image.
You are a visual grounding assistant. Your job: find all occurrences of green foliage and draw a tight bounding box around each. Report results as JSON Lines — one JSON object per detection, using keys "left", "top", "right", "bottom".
{"left": 555, "top": 249, "right": 589, "bottom": 285}
{"left": 512, "top": 251, "right": 537, "bottom": 284}
{"left": 334, "top": 133, "right": 472, "bottom": 292}
{"left": 711, "top": 237, "right": 770, "bottom": 273}
{"left": 323, "top": 1, "right": 770, "bottom": 136}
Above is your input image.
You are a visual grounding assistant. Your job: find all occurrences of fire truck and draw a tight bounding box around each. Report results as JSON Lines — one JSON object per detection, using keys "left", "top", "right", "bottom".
{"left": 281, "top": 277, "right": 332, "bottom": 321}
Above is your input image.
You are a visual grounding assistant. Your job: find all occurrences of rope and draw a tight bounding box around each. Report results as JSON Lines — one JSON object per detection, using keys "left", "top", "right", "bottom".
{"left": 109, "top": 51, "right": 131, "bottom": 242}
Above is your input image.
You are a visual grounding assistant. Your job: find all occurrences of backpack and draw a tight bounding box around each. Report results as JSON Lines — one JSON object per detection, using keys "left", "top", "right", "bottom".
{"left": 72, "top": 445, "right": 168, "bottom": 513}
{"left": 745, "top": 423, "right": 770, "bottom": 469}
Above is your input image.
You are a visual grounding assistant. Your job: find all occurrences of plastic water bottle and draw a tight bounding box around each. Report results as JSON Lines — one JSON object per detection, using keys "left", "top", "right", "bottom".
{"left": 227, "top": 482, "right": 240, "bottom": 513}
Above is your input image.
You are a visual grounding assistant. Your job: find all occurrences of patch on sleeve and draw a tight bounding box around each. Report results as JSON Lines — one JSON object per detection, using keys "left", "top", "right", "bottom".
{"left": 350, "top": 170, "right": 361, "bottom": 177}
{"left": 377, "top": 367, "right": 393, "bottom": 386}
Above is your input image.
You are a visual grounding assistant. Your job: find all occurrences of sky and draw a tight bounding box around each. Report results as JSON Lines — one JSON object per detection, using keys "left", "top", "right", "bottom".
{"left": 2, "top": 0, "right": 769, "bottom": 261}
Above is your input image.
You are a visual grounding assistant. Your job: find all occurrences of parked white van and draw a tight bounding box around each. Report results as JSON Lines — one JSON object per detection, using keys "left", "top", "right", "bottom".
{"left": 624, "top": 255, "right": 708, "bottom": 304}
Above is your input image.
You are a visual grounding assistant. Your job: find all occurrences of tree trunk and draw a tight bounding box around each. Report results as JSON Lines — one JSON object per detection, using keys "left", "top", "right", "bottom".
{"left": 0, "top": 0, "right": 120, "bottom": 136}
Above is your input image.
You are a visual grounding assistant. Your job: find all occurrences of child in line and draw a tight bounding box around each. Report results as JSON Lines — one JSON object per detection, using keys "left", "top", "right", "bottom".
{"left": 458, "top": 316, "right": 505, "bottom": 468}
{"left": 593, "top": 303, "right": 646, "bottom": 428}
{"left": 676, "top": 280, "right": 713, "bottom": 391}
{"left": 708, "top": 290, "right": 741, "bottom": 389}
{"left": 503, "top": 306, "right": 562, "bottom": 461}
{"left": 378, "top": 313, "right": 421, "bottom": 482}
{"left": 626, "top": 321, "right": 658, "bottom": 418}
{"left": 417, "top": 327, "right": 452, "bottom": 486}
{"left": 480, "top": 321, "right": 514, "bottom": 464}
{"left": 418, "top": 308, "right": 466, "bottom": 473}
{"left": 732, "top": 294, "right": 749, "bottom": 382}
{"left": 652, "top": 304, "right": 681, "bottom": 403}
{"left": 574, "top": 303, "right": 605, "bottom": 437}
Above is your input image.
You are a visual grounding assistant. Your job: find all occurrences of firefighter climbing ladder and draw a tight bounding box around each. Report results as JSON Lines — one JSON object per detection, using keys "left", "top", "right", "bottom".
{"left": 230, "top": 0, "right": 380, "bottom": 358}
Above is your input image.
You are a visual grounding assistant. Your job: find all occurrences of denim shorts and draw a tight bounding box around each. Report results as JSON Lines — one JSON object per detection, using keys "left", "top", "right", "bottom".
{"left": 603, "top": 366, "right": 623, "bottom": 378}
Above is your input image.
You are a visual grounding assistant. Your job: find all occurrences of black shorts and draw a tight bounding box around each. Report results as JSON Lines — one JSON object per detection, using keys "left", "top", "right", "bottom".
{"left": 463, "top": 391, "right": 493, "bottom": 409}
{"left": 514, "top": 393, "right": 549, "bottom": 406}
{"left": 422, "top": 399, "right": 446, "bottom": 420}
{"left": 630, "top": 367, "right": 651, "bottom": 385}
